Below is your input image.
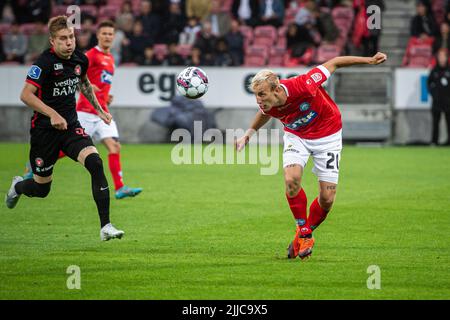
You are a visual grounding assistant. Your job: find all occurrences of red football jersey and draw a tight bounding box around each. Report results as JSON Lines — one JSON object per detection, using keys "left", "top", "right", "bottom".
{"left": 76, "top": 46, "right": 115, "bottom": 114}
{"left": 260, "top": 66, "right": 342, "bottom": 139}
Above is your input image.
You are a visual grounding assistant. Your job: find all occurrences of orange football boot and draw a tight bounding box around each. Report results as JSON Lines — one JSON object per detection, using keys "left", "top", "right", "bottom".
{"left": 298, "top": 236, "right": 315, "bottom": 260}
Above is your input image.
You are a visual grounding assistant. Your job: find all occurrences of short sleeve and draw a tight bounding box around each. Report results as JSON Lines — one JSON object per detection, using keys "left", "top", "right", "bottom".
{"left": 290, "top": 65, "right": 331, "bottom": 98}
{"left": 80, "top": 52, "right": 89, "bottom": 78}
{"left": 25, "top": 55, "right": 49, "bottom": 89}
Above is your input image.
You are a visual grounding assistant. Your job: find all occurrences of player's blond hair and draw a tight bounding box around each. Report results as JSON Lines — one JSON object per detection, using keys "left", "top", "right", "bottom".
{"left": 249, "top": 69, "right": 280, "bottom": 92}
{"left": 48, "top": 15, "right": 70, "bottom": 38}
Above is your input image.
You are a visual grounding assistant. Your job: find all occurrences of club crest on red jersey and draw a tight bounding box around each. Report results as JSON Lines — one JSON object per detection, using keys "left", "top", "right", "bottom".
{"left": 299, "top": 102, "right": 310, "bottom": 111}
{"left": 311, "top": 72, "right": 322, "bottom": 83}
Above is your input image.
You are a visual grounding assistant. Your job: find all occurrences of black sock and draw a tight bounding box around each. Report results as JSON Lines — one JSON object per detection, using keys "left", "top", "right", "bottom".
{"left": 84, "top": 153, "right": 110, "bottom": 228}
{"left": 15, "top": 179, "right": 51, "bottom": 198}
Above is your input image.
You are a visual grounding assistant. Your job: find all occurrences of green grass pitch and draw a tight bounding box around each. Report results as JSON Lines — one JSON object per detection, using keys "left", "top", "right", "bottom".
{"left": 0, "top": 143, "right": 449, "bottom": 299}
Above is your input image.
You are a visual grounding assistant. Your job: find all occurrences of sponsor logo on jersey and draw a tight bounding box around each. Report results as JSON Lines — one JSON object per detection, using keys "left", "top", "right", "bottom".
{"left": 36, "top": 164, "right": 54, "bottom": 173}
{"left": 284, "top": 111, "right": 318, "bottom": 130}
{"left": 101, "top": 70, "right": 113, "bottom": 84}
{"left": 53, "top": 77, "right": 80, "bottom": 96}
{"left": 299, "top": 102, "right": 310, "bottom": 111}
{"left": 74, "top": 64, "right": 81, "bottom": 76}
{"left": 297, "top": 219, "right": 306, "bottom": 226}
{"left": 54, "top": 63, "right": 63, "bottom": 70}
{"left": 28, "top": 65, "right": 42, "bottom": 79}
{"left": 311, "top": 72, "right": 322, "bottom": 83}
{"left": 35, "top": 157, "right": 44, "bottom": 167}
{"left": 284, "top": 148, "right": 299, "bottom": 154}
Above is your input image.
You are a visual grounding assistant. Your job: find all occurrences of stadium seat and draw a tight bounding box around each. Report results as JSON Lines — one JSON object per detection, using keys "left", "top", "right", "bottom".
{"left": 315, "top": 44, "right": 341, "bottom": 64}
{"left": 402, "top": 36, "right": 434, "bottom": 67}
{"left": 278, "top": 26, "right": 287, "bottom": 37}
{"left": 0, "top": 23, "right": 11, "bottom": 35}
{"left": 52, "top": 5, "right": 68, "bottom": 17}
{"left": 276, "top": 36, "right": 287, "bottom": 49}
{"left": 268, "top": 46, "right": 287, "bottom": 66}
{"left": 239, "top": 25, "right": 254, "bottom": 42}
{"left": 284, "top": 7, "right": 299, "bottom": 26}
{"left": 176, "top": 44, "right": 193, "bottom": 59}
{"left": 19, "top": 23, "right": 37, "bottom": 36}
{"left": 244, "top": 45, "right": 268, "bottom": 66}
{"left": 153, "top": 43, "right": 168, "bottom": 60}
{"left": 253, "top": 25, "right": 277, "bottom": 47}
{"left": 98, "top": 5, "right": 121, "bottom": 20}
{"left": 239, "top": 25, "right": 254, "bottom": 51}
{"left": 80, "top": 5, "right": 98, "bottom": 18}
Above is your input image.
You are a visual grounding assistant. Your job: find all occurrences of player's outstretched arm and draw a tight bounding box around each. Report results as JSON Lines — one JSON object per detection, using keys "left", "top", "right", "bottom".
{"left": 20, "top": 83, "right": 67, "bottom": 130}
{"left": 236, "top": 110, "right": 271, "bottom": 151}
{"left": 79, "top": 74, "right": 112, "bottom": 125}
{"left": 322, "top": 52, "right": 387, "bottom": 74}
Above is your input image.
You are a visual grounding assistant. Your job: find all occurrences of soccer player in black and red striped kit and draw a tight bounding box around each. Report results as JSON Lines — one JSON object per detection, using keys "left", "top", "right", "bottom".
{"left": 5, "top": 16, "right": 124, "bottom": 241}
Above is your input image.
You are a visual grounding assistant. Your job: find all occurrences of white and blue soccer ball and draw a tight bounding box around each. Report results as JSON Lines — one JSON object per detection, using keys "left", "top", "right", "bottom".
{"left": 176, "top": 67, "right": 209, "bottom": 99}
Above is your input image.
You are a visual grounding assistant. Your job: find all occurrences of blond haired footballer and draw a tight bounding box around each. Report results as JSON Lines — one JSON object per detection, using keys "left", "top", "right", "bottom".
{"left": 236, "top": 52, "right": 387, "bottom": 259}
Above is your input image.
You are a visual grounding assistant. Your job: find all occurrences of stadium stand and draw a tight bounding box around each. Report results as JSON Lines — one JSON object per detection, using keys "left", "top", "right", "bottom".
{"left": 0, "top": 0, "right": 444, "bottom": 68}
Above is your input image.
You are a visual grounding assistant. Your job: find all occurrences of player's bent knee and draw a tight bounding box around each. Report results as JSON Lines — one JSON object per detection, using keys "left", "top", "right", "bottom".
{"left": 35, "top": 181, "right": 52, "bottom": 198}
{"left": 84, "top": 152, "right": 104, "bottom": 174}
{"left": 77, "top": 146, "right": 98, "bottom": 165}
{"left": 319, "top": 194, "right": 335, "bottom": 210}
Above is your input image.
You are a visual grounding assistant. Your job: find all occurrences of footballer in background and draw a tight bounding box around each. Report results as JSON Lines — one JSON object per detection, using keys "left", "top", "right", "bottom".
{"left": 24, "top": 20, "right": 142, "bottom": 200}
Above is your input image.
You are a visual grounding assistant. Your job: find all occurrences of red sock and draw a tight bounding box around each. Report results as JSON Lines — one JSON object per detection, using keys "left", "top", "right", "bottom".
{"left": 309, "top": 197, "right": 329, "bottom": 230}
{"left": 108, "top": 153, "right": 124, "bottom": 191}
{"left": 58, "top": 151, "right": 66, "bottom": 159}
{"left": 286, "top": 188, "right": 311, "bottom": 235}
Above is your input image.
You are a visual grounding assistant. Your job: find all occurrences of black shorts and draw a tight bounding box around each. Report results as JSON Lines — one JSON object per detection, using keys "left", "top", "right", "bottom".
{"left": 29, "top": 121, "right": 94, "bottom": 177}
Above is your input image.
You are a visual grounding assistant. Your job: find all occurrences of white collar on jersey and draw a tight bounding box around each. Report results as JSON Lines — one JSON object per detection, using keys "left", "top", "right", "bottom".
{"left": 280, "top": 83, "right": 289, "bottom": 97}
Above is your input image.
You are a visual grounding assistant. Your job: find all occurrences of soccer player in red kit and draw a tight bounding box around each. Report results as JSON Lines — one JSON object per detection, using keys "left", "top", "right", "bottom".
{"left": 76, "top": 20, "right": 142, "bottom": 199}
{"left": 236, "top": 52, "right": 387, "bottom": 260}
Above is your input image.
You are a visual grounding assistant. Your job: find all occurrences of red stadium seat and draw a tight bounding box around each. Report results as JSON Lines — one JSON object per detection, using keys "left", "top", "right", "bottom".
{"left": 98, "top": 5, "right": 121, "bottom": 20}
{"left": 268, "top": 46, "right": 287, "bottom": 66}
{"left": 402, "top": 36, "right": 434, "bottom": 67}
{"left": 253, "top": 25, "right": 277, "bottom": 47}
{"left": 278, "top": 26, "right": 287, "bottom": 37}
{"left": 244, "top": 45, "right": 268, "bottom": 66}
{"left": 315, "top": 44, "right": 341, "bottom": 64}
{"left": 239, "top": 25, "right": 254, "bottom": 51}
{"left": 153, "top": 43, "right": 168, "bottom": 60}
{"left": 284, "top": 7, "right": 299, "bottom": 26}
{"left": 276, "top": 36, "right": 287, "bottom": 49}
{"left": 177, "top": 44, "right": 193, "bottom": 58}
{"left": 52, "top": 5, "right": 68, "bottom": 17}
{"left": 80, "top": 5, "right": 98, "bottom": 17}
{"left": 0, "top": 23, "right": 11, "bottom": 35}
{"left": 239, "top": 25, "right": 254, "bottom": 42}
{"left": 19, "top": 23, "right": 37, "bottom": 36}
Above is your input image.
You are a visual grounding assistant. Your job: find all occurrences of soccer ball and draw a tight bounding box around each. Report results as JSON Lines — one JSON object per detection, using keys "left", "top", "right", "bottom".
{"left": 176, "top": 67, "right": 209, "bottom": 99}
